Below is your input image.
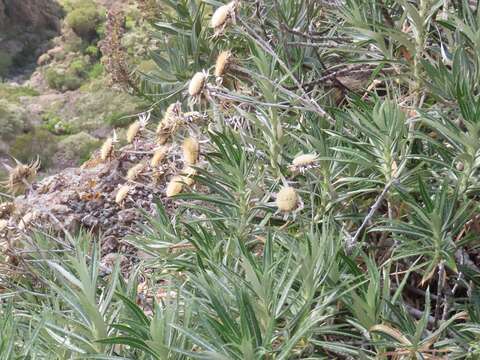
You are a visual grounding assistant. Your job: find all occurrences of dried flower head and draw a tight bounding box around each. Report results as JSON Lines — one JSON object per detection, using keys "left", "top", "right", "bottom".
{"left": 0, "top": 219, "right": 8, "bottom": 233}
{"left": 127, "top": 121, "right": 141, "bottom": 144}
{"left": 150, "top": 146, "right": 168, "bottom": 168}
{"left": 127, "top": 162, "right": 146, "bottom": 182}
{"left": 127, "top": 111, "right": 151, "bottom": 143}
{"left": 182, "top": 137, "right": 200, "bottom": 165}
{"left": 3, "top": 159, "right": 40, "bottom": 195}
{"left": 182, "top": 166, "right": 197, "bottom": 186}
{"left": 211, "top": 1, "right": 237, "bottom": 35}
{"left": 188, "top": 71, "right": 207, "bottom": 97}
{"left": 292, "top": 153, "right": 318, "bottom": 167}
{"left": 0, "top": 202, "right": 14, "bottom": 219}
{"left": 156, "top": 102, "right": 182, "bottom": 144}
{"left": 166, "top": 176, "right": 184, "bottom": 197}
{"left": 214, "top": 50, "right": 232, "bottom": 79}
{"left": 289, "top": 153, "right": 319, "bottom": 173}
{"left": 161, "top": 102, "right": 182, "bottom": 128}
{"left": 100, "top": 131, "right": 118, "bottom": 161}
{"left": 276, "top": 187, "right": 299, "bottom": 212}
{"left": 19, "top": 211, "right": 36, "bottom": 231}
{"left": 115, "top": 184, "right": 131, "bottom": 205}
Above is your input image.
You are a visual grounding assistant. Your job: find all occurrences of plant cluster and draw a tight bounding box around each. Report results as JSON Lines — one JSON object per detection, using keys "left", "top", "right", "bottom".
{"left": 1, "top": 0, "right": 480, "bottom": 359}
{"left": 64, "top": 0, "right": 103, "bottom": 40}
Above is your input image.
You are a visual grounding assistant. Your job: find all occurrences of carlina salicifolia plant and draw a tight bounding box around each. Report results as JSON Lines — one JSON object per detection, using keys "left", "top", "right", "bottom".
{"left": 275, "top": 186, "right": 299, "bottom": 213}
{"left": 5, "top": 0, "right": 480, "bottom": 358}
{"left": 181, "top": 166, "right": 196, "bottom": 186}
{"left": 289, "top": 153, "right": 319, "bottom": 173}
{"left": 156, "top": 102, "right": 182, "bottom": 144}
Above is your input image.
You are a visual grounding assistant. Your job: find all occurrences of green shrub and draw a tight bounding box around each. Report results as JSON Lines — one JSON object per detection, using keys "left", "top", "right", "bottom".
{"left": 45, "top": 68, "right": 64, "bottom": 89}
{"left": 63, "top": 31, "right": 84, "bottom": 53}
{"left": 0, "top": 99, "right": 31, "bottom": 142}
{"left": 87, "top": 62, "right": 103, "bottom": 79}
{"left": 57, "top": 132, "right": 101, "bottom": 165}
{"left": 65, "top": 3, "right": 101, "bottom": 39}
{"left": 68, "top": 58, "right": 88, "bottom": 76}
{"left": 10, "top": 129, "right": 58, "bottom": 168}
{"left": 42, "top": 114, "right": 74, "bottom": 135}
{"left": 84, "top": 45, "right": 100, "bottom": 58}
{"left": 63, "top": 74, "right": 83, "bottom": 91}
{"left": 0, "top": 84, "right": 39, "bottom": 103}
{"left": 45, "top": 68, "right": 83, "bottom": 91}
{"left": 104, "top": 112, "right": 133, "bottom": 127}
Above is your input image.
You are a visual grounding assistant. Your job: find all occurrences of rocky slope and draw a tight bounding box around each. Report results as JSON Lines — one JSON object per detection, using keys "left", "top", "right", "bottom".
{"left": 0, "top": 108, "right": 206, "bottom": 267}
{"left": 0, "top": 0, "right": 148, "bottom": 175}
{"left": 0, "top": 0, "right": 61, "bottom": 77}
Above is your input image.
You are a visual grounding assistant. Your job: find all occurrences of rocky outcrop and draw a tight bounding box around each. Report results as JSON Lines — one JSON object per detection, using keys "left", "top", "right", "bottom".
{"left": 0, "top": 0, "right": 61, "bottom": 32}
{"left": 0, "top": 0, "right": 62, "bottom": 78}
{"left": 0, "top": 110, "right": 207, "bottom": 262}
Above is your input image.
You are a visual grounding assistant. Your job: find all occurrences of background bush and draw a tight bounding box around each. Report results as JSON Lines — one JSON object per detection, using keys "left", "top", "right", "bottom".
{"left": 10, "top": 128, "right": 58, "bottom": 168}
{"left": 45, "top": 68, "right": 83, "bottom": 91}
{"left": 65, "top": 1, "right": 102, "bottom": 39}
{"left": 0, "top": 99, "right": 31, "bottom": 142}
{"left": 56, "top": 131, "right": 101, "bottom": 165}
{"left": 0, "top": 50, "right": 13, "bottom": 78}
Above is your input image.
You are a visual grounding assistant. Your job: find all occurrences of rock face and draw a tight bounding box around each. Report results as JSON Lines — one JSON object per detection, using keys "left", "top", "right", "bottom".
{"left": 0, "top": 0, "right": 61, "bottom": 32}
{"left": 0, "top": 0, "right": 61, "bottom": 78}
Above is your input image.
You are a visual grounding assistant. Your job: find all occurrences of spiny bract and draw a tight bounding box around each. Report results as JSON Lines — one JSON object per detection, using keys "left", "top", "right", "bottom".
{"left": 166, "top": 176, "right": 184, "bottom": 197}
{"left": 182, "top": 137, "right": 200, "bottom": 165}
{"left": 276, "top": 187, "right": 299, "bottom": 212}
{"left": 115, "top": 184, "right": 131, "bottom": 205}
{"left": 188, "top": 72, "right": 206, "bottom": 97}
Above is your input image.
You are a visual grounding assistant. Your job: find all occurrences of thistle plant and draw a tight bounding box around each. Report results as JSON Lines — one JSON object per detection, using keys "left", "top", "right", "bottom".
{"left": 2, "top": 0, "right": 480, "bottom": 359}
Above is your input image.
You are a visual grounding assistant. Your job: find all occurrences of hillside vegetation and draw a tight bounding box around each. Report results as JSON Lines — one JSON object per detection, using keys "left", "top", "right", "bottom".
{"left": 1, "top": 0, "right": 480, "bottom": 359}
{"left": 0, "top": 0, "right": 147, "bottom": 175}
